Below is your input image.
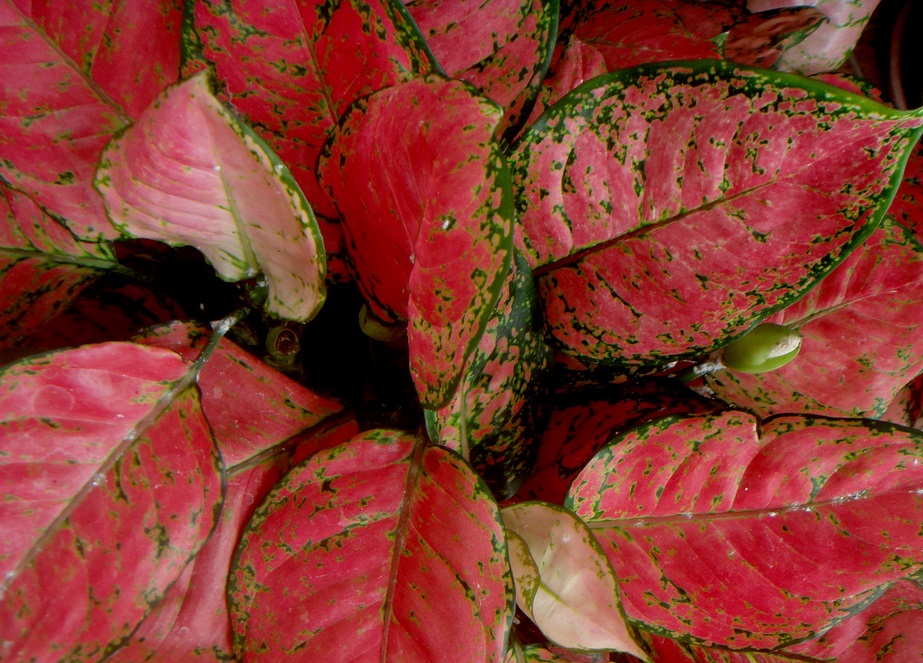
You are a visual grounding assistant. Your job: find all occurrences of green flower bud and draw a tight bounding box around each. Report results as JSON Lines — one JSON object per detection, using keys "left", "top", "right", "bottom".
{"left": 721, "top": 323, "right": 802, "bottom": 374}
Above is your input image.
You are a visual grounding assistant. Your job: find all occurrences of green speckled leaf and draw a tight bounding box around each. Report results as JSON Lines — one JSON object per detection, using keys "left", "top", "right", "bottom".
{"left": 228, "top": 429, "right": 513, "bottom": 661}
{"left": 510, "top": 60, "right": 923, "bottom": 367}
{"left": 95, "top": 72, "right": 326, "bottom": 322}
{"left": 425, "top": 253, "right": 552, "bottom": 498}
{"left": 567, "top": 410, "right": 923, "bottom": 649}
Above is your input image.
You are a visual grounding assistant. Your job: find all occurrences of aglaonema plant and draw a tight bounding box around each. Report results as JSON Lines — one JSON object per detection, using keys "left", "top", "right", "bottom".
{"left": 2, "top": 0, "right": 923, "bottom": 661}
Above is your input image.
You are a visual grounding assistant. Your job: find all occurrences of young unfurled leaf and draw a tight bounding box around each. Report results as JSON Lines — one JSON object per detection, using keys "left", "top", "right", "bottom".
{"left": 193, "top": 0, "right": 434, "bottom": 276}
{"left": 229, "top": 430, "right": 513, "bottom": 662}
{"left": 567, "top": 410, "right": 923, "bottom": 649}
{"left": 511, "top": 60, "right": 923, "bottom": 368}
{"left": 0, "top": 342, "right": 223, "bottom": 661}
{"left": 707, "top": 218, "right": 923, "bottom": 418}
{"left": 96, "top": 72, "right": 326, "bottom": 322}
{"left": 426, "top": 254, "right": 552, "bottom": 499}
{"left": 135, "top": 321, "right": 343, "bottom": 468}
{"left": 319, "top": 75, "right": 514, "bottom": 408}
{"left": 0, "top": 183, "right": 116, "bottom": 352}
{"left": 407, "top": 0, "right": 558, "bottom": 137}
{"left": 502, "top": 502, "right": 647, "bottom": 658}
{"left": 0, "top": 0, "right": 182, "bottom": 241}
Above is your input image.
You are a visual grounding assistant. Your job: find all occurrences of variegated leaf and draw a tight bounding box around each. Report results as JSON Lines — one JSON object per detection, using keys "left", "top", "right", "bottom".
{"left": 510, "top": 61, "right": 923, "bottom": 367}
{"left": 502, "top": 502, "right": 647, "bottom": 658}
{"left": 194, "top": 0, "right": 433, "bottom": 277}
{"left": 96, "top": 72, "right": 326, "bottom": 322}
{"left": 426, "top": 253, "right": 552, "bottom": 498}
{"left": 567, "top": 410, "right": 923, "bottom": 649}
{"left": 0, "top": 342, "right": 223, "bottom": 661}
{"left": 319, "top": 74, "right": 514, "bottom": 408}
{"left": 0, "top": 0, "right": 182, "bottom": 241}
{"left": 229, "top": 429, "right": 513, "bottom": 661}
{"left": 889, "top": 140, "right": 923, "bottom": 235}
{"left": 0, "top": 183, "right": 116, "bottom": 353}
{"left": 706, "top": 217, "right": 923, "bottom": 418}
{"left": 406, "top": 0, "right": 558, "bottom": 137}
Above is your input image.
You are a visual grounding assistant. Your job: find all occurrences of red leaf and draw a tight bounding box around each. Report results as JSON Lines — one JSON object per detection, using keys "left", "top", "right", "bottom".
{"left": 889, "top": 141, "right": 923, "bottom": 236}
{"left": 0, "top": 183, "right": 115, "bottom": 353}
{"left": 0, "top": 343, "right": 223, "bottom": 660}
{"left": 511, "top": 61, "right": 923, "bottom": 367}
{"left": 229, "top": 429, "right": 513, "bottom": 661}
{"left": 567, "top": 410, "right": 923, "bottom": 649}
{"left": 136, "top": 321, "right": 343, "bottom": 468}
{"left": 319, "top": 75, "right": 514, "bottom": 408}
{"left": 407, "top": 0, "right": 557, "bottom": 136}
{"left": 0, "top": 0, "right": 182, "bottom": 240}
{"left": 706, "top": 218, "right": 923, "bottom": 418}
{"left": 96, "top": 72, "right": 326, "bottom": 322}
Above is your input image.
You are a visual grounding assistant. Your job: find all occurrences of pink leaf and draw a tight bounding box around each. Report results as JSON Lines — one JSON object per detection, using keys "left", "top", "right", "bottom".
{"left": 0, "top": 0, "right": 182, "bottom": 241}
{"left": 706, "top": 218, "right": 923, "bottom": 418}
{"left": 319, "top": 75, "right": 514, "bottom": 408}
{"left": 135, "top": 320, "right": 343, "bottom": 468}
{"left": 567, "top": 410, "right": 923, "bottom": 649}
{"left": 95, "top": 72, "right": 326, "bottom": 322}
{"left": 0, "top": 342, "right": 223, "bottom": 660}
{"left": 229, "top": 429, "right": 513, "bottom": 661}
{"left": 0, "top": 183, "right": 115, "bottom": 353}
{"left": 510, "top": 61, "right": 923, "bottom": 367}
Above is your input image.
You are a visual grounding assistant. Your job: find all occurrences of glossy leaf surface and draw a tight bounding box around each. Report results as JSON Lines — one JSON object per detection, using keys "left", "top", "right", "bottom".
{"left": 707, "top": 218, "right": 923, "bottom": 418}
{"left": 426, "top": 254, "right": 552, "bottom": 498}
{"left": 0, "top": 184, "right": 115, "bottom": 352}
{"left": 503, "top": 502, "right": 646, "bottom": 657}
{"left": 0, "top": 0, "right": 182, "bottom": 240}
{"left": 136, "top": 321, "right": 343, "bottom": 467}
{"left": 0, "top": 342, "right": 223, "bottom": 661}
{"left": 567, "top": 410, "right": 923, "bottom": 649}
{"left": 96, "top": 72, "right": 326, "bottom": 322}
{"left": 407, "top": 0, "right": 558, "bottom": 137}
{"left": 229, "top": 430, "right": 513, "bottom": 661}
{"left": 511, "top": 61, "right": 923, "bottom": 366}
{"left": 319, "top": 75, "right": 514, "bottom": 408}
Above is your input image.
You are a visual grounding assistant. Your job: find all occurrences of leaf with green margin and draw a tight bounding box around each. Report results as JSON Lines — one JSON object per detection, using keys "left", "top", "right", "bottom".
{"left": 520, "top": 646, "right": 613, "bottom": 662}
{"left": 228, "top": 429, "right": 514, "bottom": 662}
{"left": 516, "top": 379, "right": 718, "bottom": 505}
{"left": 502, "top": 502, "right": 648, "bottom": 658}
{"left": 319, "top": 74, "right": 514, "bottom": 408}
{"left": 751, "top": 0, "right": 882, "bottom": 76}
{"left": 406, "top": 0, "right": 558, "bottom": 138}
{"left": 785, "top": 579, "right": 923, "bottom": 660}
{"left": 0, "top": 342, "right": 223, "bottom": 661}
{"left": 425, "top": 253, "right": 552, "bottom": 499}
{"left": 193, "top": 0, "right": 434, "bottom": 277}
{"left": 642, "top": 634, "right": 811, "bottom": 661}
{"left": 510, "top": 60, "right": 923, "bottom": 367}
{"left": 105, "top": 455, "right": 286, "bottom": 662}
{"left": 95, "top": 71, "right": 326, "bottom": 323}
{"left": 706, "top": 217, "right": 923, "bottom": 418}
{"left": 0, "top": 0, "right": 182, "bottom": 241}
{"left": 566, "top": 410, "right": 923, "bottom": 649}
{"left": 0, "top": 183, "right": 116, "bottom": 352}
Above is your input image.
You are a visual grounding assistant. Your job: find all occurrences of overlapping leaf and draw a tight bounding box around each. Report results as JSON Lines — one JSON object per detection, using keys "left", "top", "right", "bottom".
{"left": 406, "top": 0, "right": 558, "bottom": 137}
{"left": 511, "top": 61, "right": 923, "bottom": 367}
{"left": 96, "top": 72, "right": 326, "bottom": 322}
{"left": 228, "top": 429, "right": 513, "bottom": 661}
{"left": 567, "top": 410, "right": 923, "bottom": 649}
{"left": 426, "top": 254, "right": 551, "bottom": 498}
{"left": 0, "top": 0, "right": 182, "bottom": 241}
{"left": 193, "top": 0, "right": 433, "bottom": 276}
{"left": 502, "top": 502, "right": 647, "bottom": 658}
{"left": 0, "top": 183, "right": 116, "bottom": 352}
{"left": 0, "top": 342, "right": 223, "bottom": 661}
{"left": 516, "top": 380, "right": 717, "bottom": 505}
{"left": 319, "top": 74, "right": 514, "bottom": 408}
{"left": 707, "top": 218, "right": 923, "bottom": 418}
{"left": 136, "top": 321, "right": 343, "bottom": 467}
